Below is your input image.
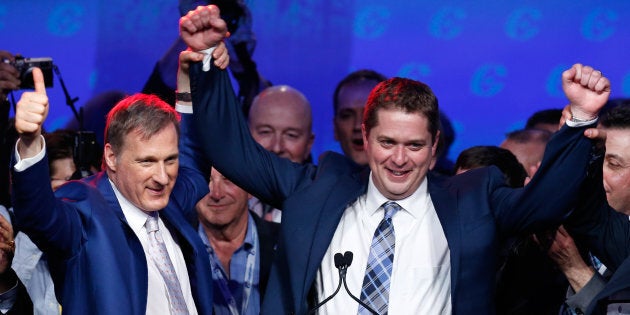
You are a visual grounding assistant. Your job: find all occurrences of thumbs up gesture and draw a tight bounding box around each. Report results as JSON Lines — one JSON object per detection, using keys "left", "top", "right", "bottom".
{"left": 15, "top": 67, "right": 48, "bottom": 158}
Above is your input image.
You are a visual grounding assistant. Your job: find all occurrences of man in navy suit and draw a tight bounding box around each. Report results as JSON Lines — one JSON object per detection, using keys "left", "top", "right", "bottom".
{"left": 553, "top": 103, "right": 630, "bottom": 314}
{"left": 10, "top": 42, "right": 228, "bottom": 314}
{"left": 181, "top": 6, "right": 611, "bottom": 314}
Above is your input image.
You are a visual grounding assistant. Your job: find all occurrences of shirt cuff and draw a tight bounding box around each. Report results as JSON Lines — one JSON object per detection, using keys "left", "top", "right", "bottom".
{"left": 13, "top": 135, "right": 46, "bottom": 172}
{"left": 200, "top": 46, "right": 216, "bottom": 72}
{"left": 565, "top": 117, "right": 598, "bottom": 128}
{"left": 175, "top": 102, "right": 193, "bottom": 114}
{"left": 565, "top": 272, "right": 607, "bottom": 312}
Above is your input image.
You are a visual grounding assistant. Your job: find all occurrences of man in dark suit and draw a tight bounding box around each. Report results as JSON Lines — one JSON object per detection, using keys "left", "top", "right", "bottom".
{"left": 9, "top": 43, "right": 227, "bottom": 313}
{"left": 180, "top": 6, "right": 610, "bottom": 314}
{"left": 553, "top": 103, "right": 630, "bottom": 314}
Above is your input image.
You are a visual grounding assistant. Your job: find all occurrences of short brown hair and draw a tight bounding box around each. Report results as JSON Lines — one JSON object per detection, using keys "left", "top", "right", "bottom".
{"left": 363, "top": 77, "right": 440, "bottom": 139}
{"left": 104, "top": 94, "right": 180, "bottom": 155}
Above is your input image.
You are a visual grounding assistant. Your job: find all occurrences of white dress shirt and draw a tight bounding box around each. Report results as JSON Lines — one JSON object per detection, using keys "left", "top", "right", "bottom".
{"left": 316, "top": 174, "right": 451, "bottom": 314}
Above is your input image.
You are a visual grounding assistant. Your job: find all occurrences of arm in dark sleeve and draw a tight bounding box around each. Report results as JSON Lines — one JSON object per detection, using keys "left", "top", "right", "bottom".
{"left": 189, "top": 63, "right": 316, "bottom": 209}
{"left": 492, "top": 123, "right": 596, "bottom": 235}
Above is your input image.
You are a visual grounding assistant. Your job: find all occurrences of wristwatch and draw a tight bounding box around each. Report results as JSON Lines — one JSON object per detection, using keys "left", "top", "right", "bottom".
{"left": 175, "top": 91, "right": 192, "bottom": 102}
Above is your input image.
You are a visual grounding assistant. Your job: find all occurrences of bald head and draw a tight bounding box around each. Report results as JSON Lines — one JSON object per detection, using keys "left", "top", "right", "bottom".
{"left": 248, "top": 85, "right": 314, "bottom": 163}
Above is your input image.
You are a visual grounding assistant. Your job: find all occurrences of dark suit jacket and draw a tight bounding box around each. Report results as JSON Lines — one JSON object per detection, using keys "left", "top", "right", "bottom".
{"left": 190, "top": 64, "right": 594, "bottom": 315}
{"left": 11, "top": 117, "right": 214, "bottom": 314}
{"left": 564, "top": 157, "right": 630, "bottom": 314}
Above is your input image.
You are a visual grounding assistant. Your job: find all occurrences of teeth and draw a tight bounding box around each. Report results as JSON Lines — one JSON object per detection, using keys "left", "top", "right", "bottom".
{"left": 392, "top": 171, "right": 404, "bottom": 176}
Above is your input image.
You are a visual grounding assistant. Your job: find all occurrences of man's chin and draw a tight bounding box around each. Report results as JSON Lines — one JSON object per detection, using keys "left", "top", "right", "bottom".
{"left": 142, "top": 200, "right": 170, "bottom": 212}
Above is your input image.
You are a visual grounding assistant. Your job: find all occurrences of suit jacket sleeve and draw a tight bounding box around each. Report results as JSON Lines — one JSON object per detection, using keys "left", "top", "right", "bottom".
{"left": 189, "top": 63, "right": 318, "bottom": 209}
{"left": 11, "top": 154, "right": 83, "bottom": 258}
{"left": 490, "top": 123, "right": 596, "bottom": 235}
{"left": 172, "top": 111, "right": 211, "bottom": 225}
{"left": 564, "top": 272, "right": 607, "bottom": 314}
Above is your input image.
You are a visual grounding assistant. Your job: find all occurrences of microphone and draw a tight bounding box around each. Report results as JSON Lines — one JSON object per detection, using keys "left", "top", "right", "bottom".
{"left": 308, "top": 253, "right": 346, "bottom": 314}
{"left": 340, "top": 251, "right": 378, "bottom": 315}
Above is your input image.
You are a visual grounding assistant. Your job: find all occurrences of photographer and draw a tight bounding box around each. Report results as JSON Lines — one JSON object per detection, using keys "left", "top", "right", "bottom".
{"left": 0, "top": 51, "right": 20, "bottom": 97}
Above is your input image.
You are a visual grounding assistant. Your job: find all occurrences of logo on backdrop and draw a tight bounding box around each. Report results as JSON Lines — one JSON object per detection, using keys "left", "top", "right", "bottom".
{"left": 48, "top": 3, "right": 84, "bottom": 37}
{"left": 354, "top": 5, "right": 390, "bottom": 39}
{"left": 505, "top": 7, "right": 541, "bottom": 41}
{"left": 582, "top": 8, "right": 617, "bottom": 41}
{"left": 429, "top": 7, "right": 466, "bottom": 40}
{"left": 471, "top": 64, "right": 507, "bottom": 97}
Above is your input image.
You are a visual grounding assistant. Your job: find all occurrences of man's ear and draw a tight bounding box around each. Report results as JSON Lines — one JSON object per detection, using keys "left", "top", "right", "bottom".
{"left": 103, "top": 143, "right": 117, "bottom": 172}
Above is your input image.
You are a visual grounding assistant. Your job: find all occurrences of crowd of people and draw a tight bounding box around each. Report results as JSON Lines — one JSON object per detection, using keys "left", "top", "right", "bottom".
{"left": 0, "top": 4, "right": 628, "bottom": 315}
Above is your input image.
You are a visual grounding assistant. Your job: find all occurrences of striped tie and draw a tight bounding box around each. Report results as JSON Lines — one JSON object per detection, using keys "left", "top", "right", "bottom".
{"left": 359, "top": 201, "right": 400, "bottom": 315}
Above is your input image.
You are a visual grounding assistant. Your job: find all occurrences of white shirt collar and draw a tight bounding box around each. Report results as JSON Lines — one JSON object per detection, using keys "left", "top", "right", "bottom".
{"left": 364, "top": 172, "right": 429, "bottom": 219}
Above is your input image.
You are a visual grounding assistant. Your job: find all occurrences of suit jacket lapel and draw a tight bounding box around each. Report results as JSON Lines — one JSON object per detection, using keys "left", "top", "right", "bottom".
{"left": 95, "top": 172, "right": 200, "bottom": 277}
{"left": 428, "top": 172, "right": 461, "bottom": 300}
{"left": 93, "top": 172, "right": 129, "bottom": 225}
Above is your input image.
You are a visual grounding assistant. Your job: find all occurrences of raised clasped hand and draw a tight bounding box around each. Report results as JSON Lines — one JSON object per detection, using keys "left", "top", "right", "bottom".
{"left": 562, "top": 64, "right": 611, "bottom": 121}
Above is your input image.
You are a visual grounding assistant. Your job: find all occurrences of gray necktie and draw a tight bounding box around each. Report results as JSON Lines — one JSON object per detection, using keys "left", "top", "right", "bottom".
{"left": 146, "top": 213, "right": 189, "bottom": 315}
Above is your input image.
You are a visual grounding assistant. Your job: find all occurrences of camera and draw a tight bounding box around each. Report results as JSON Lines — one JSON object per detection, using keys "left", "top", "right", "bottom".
{"left": 12, "top": 55, "right": 54, "bottom": 89}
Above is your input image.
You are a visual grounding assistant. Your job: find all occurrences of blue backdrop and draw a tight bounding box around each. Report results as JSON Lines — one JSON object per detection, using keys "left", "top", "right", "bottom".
{"left": 2, "top": 0, "right": 629, "bottom": 162}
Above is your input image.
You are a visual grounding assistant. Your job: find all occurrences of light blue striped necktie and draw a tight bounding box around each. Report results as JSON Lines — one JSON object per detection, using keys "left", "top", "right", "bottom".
{"left": 359, "top": 201, "right": 400, "bottom": 315}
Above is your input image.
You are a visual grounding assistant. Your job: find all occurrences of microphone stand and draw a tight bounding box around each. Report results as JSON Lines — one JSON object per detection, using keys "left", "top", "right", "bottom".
{"left": 53, "top": 65, "right": 96, "bottom": 179}
{"left": 340, "top": 252, "right": 378, "bottom": 315}
{"left": 308, "top": 251, "right": 379, "bottom": 315}
{"left": 308, "top": 253, "right": 346, "bottom": 314}
{"left": 52, "top": 65, "right": 81, "bottom": 130}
